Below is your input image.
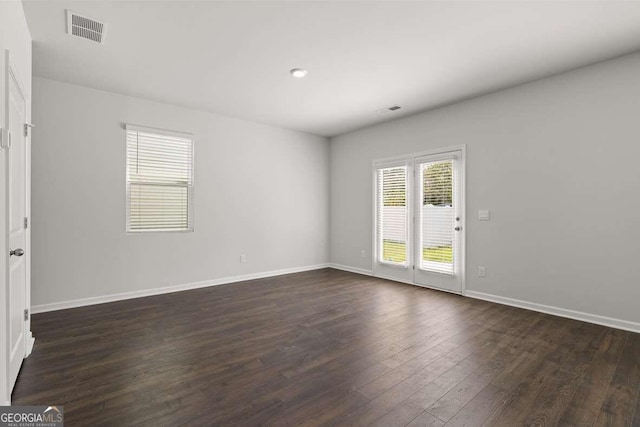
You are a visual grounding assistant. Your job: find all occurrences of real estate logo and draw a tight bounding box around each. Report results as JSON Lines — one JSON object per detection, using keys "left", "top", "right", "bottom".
{"left": 0, "top": 406, "right": 63, "bottom": 427}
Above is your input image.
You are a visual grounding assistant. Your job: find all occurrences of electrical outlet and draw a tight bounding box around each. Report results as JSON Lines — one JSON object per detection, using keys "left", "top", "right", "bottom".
{"left": 240, "top": 254, "right": 246, "bottom": 263}
{"left": 478, "top": 266, "right": 486, "bottom": 277}
{"left": 360, "top": 250, "right": 366, "bottom": 258}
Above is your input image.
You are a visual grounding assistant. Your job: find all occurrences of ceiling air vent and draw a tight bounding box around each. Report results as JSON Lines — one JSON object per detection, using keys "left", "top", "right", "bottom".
{"left": 67, "top": 11, "right": 106, "bottom": 44}
{"left": 375, "top": 105, "right": 402, "bottom": 114}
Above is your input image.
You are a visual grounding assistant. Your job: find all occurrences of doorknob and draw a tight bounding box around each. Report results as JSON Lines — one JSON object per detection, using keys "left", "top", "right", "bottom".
{"left": 10, "top": 248, "right": 24, "bottom": 257}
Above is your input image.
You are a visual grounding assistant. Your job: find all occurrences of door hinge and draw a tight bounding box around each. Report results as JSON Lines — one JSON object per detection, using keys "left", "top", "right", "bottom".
{"left": 24, "top": 309, "right": 29, "bottom": 321}
{"left": 24, "top": 217, "right": 28, "bottom": 229}
{"left": 24, "top": 123, "right": 35, "bottom": 137}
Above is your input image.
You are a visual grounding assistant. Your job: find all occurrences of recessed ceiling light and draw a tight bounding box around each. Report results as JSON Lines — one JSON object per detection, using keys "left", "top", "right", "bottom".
{"left": 290, "top": 68, "right": 308, "bottom": 78}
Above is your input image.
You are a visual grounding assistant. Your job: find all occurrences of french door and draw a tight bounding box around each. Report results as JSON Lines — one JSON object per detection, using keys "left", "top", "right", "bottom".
{"left": 373, "top": 147, "right": 465, "bottom": 294}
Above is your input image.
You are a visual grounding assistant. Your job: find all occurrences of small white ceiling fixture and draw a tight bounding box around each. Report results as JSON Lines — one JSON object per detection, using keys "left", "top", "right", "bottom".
{"left": 290, "top": 68, "right": 308, "bottom": 78}
{"left": 66, "top": 10, "right": 106, "bottom": 44}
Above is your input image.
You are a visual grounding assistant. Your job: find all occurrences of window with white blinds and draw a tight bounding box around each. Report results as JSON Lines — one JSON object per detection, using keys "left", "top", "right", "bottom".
{"left": 126, "top": 125, "right": 194, "bottom": 232}
{"left": 376, "top": 166, "right": 408, "bottom": 266}
{"left": 419, "top": 159, "right": 454, "bottom": 274}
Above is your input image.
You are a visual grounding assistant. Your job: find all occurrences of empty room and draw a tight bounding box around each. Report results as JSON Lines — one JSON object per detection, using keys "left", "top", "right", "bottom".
{"left": 1, "top": 0, "right": 639, "bottom": 425}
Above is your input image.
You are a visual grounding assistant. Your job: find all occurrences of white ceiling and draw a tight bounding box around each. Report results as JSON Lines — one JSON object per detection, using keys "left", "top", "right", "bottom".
{"left": 23, "top": 1, "right": 640, "bottom": 137}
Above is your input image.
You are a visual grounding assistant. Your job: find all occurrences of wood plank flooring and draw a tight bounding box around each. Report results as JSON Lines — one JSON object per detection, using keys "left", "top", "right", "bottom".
{"left": 12, "top": 269, "right": 640, "bottom": 426}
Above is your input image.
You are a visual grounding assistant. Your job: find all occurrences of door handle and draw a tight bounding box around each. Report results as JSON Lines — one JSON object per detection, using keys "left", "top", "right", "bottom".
{"left": 454, "top": 227, "right": 462, "bottom": 231}
{"left": 10, "top": 248, "right": 24, "bottom": 257}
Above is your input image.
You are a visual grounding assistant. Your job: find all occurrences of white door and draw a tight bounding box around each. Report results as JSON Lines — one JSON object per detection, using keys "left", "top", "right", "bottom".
{"left": 413, "top": 151, "right": 464, "bottom": 293}
{"left": 373, "top": 147, "right": 465, "bottom": 294}
{"left": 6, "top": 60, "right": 28, "bottom": 391}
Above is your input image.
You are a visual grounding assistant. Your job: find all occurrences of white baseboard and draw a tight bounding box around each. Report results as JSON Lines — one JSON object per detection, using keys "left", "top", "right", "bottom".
{"left": 32, "top": 263, "right": 329, "bottom": 314}
{"left": 31, "top": 262, "right": 640, "bottom": 334}
{"left": 0, "top": 400, "right": 10, "bottom": 407}
{"left": 329, "top": 263, "right": 640, "bottom": 334}
{"left": 328, "top": 263, "right": 373, "bottom": 276}
{"left": 466, "top": 290, "right": 640, "bottom": 334}
{"left": 26, "top": 333, "right": 35, "bottom": 357}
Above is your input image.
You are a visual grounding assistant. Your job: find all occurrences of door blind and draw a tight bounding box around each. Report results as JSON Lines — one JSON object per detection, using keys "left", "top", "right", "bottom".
{"left": 377, "top": 166, "right": 408, "bottom": 266}
{"left": 126, "top": 125, "right": 194, "bottom": 232}
{"left": 419, "top": 159, "right": 454, "bottom": 274}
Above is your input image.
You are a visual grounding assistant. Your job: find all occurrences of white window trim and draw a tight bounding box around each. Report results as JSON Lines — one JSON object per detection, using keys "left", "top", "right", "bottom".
{"left": 373, "top": 159, "right": 412, "bottom": 269}
{"left": 125, "top": 123, "right": 193, "bottom": 140}
{"left": 125, "top": 124, "right": 195, "bottom": 234}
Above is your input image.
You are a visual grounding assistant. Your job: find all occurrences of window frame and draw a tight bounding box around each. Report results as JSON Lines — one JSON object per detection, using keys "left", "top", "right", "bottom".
{"left": 125, "top": 124, "right": 195, "bottom": 234}
{"left": 415, "top": 155, "right": 457, "bottom": 275}
{"left": 373, "top": 158, "right": 412, "bottom": 269}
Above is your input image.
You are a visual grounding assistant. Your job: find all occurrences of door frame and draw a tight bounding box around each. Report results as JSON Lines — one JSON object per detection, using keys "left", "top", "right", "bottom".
{"left": 2, "top": 50, "right": 33, "bottom": 405}
{"left": 371, "top": 144, "right": 466, "bottom": 294}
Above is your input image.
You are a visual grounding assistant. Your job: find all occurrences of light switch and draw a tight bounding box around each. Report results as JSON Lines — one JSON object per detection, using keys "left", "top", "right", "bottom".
{"left": 478, "top": 210, "right": 490, "bottom": 221}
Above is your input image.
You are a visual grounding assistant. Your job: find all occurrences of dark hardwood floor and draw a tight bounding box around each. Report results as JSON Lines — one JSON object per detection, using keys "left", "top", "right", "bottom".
{"left": 12, "top": 269, "right": 640, "bottom": 426}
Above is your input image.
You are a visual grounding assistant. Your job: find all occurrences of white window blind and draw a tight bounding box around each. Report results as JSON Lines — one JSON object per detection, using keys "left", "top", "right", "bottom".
{"left": 126, "top": 125, "right": 194, "bottom": 232}
{"left": 419, "top": 159, "right": 454, "bottom": 274}
{"left": 377, "top": 166, "right": 408, "bottom": 266}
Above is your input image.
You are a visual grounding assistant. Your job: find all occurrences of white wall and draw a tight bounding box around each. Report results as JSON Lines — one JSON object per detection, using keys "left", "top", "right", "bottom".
{"left": 330, "top": 52, "right": 640, "bottom": 326}
{"left": 0, "top": 0, "right": 31, "bottom": 406}
{"left": 31, "top": 77, "right": 329, "bottom": 308}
